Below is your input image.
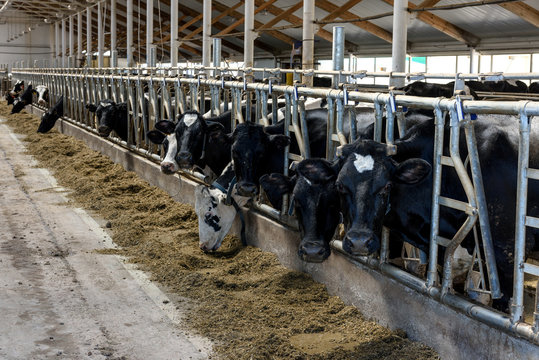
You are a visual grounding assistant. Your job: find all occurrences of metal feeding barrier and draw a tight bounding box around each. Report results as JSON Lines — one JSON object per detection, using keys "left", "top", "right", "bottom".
{"left": 11, "top": 66, "right": 539, "bottom": 345}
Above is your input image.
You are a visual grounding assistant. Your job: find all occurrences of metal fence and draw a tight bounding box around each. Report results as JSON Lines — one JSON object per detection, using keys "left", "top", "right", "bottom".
{"left": 11, "top": 66, "right": 539, "bottom": 345}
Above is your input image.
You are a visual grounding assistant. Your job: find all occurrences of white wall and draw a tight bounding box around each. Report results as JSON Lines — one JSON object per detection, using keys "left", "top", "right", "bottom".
{"left": 0, "top": 23, "right": 54, "bottom": 71}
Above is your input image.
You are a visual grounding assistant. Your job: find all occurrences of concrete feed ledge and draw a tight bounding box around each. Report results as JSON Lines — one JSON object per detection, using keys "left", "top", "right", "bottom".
{"left": 30, "top": 107, "right": 539, "bottom": 360}
{"left": 0, "top": 119, "right": 211, "bottom": 359}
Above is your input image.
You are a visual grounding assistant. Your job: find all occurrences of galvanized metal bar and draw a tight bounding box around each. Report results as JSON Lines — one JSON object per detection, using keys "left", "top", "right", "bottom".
{"left": 146, "top": 0, "right": 153, "bottom": 66}
{"left": 98, "top": 2, "right": 103, "bottom": 68}
{"left": 390, "top": 0, "right": 407, "bottom": 88}
{"left": 335, "top": 98, "right": 347, "bottom": 145}
{"left": 298, "top": 100, "right": 311, "bottom": 159}
{"left": 302, "top": 0, "right": 315, "bottom": 87}
{"left": 127, "top": 0, "right": 133, "bottom": 67}
{"left": 111, "top": 0, "right": 117, "bottom": 55}
{"left": 291, "top": 96, "right": 306, "bottom": 158}
{"left": 86, "top": 7, "right": 92, "bottom": 67}
{"left": 332, "top": 27, "right": 345, "bottom": 89}
{"left": 202, "top": 0, "right": 211, "bottom": 71}
{"left": 326, "top": 97, "right": 336, "bottom": 159}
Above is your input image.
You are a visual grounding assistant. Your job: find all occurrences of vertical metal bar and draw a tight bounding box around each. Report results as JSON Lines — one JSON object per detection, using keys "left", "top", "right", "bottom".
{"left": 55, "top": 22, "right": 60, "bottom": 67}
{"left": 86, "top": 7, "right": 92, "bottom": 67}
{"left": 385, "top": 100, "right": 395, "bottom": 145}
{"left": 336, "top": 98, "right": 347, "bottom": 145}
{"left": 512, "top": 108, "right": 531, "bottom": 323}
{"left": 127, "top": 0, "right": 134, "bottom": 67}
{"left": 98, "top": 2, "right": 103, "bottom": 68}
{"left": 244, "top": 0, "right": 255, "bottom": 69}
{"left": 69, "top": 16, "right": 74, "bottom": 66}
{"left": 326, "top": 97, "right": 335, "bottom": 159}
{"left": 390, "top": 0, "right": 407, "bottom": 88}
{"left": 428, "top": 104, "right": 445, "bottom": 288}
{"left": 111, "top": 0, "right": 117, "bottom": 55}
{"left": 299, "top": 100, "right": 310, "bottom": 159}
{"left": 61, "top": 18, "right": 66, "bottom": 68}
{"left": 302, "top": 0, "right": 315, "bottom": 87}
{"left": 291, "top": 96, "right": 305, "bottom": 158}
{"left": 332, "top": 27, "right": 344, "bottom": 89}
{"left": 146, "top": 0, "right": 154, "bottom": 66}
{"left": 77, "top": 12, "right": 82, "bottom": 67}
{"left": 202, "top": 0, "right": 211, "bottom": 71}
{"left": 170, "top": 0, "right": 178, "bottom": 69}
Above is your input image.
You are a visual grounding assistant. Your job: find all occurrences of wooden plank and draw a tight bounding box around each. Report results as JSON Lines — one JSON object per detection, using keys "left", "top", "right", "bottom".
{"left": 499, "top": 2, "right": 539, "bottom": 27}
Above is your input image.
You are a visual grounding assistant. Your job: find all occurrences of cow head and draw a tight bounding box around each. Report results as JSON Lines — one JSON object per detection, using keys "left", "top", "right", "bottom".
{"left": 9, "top": 80, "right": 24, "bottom": 96}
{"left": 11, "top": 85, "right": 34, "bottom": 114}
{"left": 38, "top": 96, "right": 63, "bottom": 133}
{"left": 35, "top": 85, "right": 49, "bottom": 106}
{"left": 174, "top": 111, "right": 227, "bottom": 171}
{"left": 260, "top": 158, "right": 341, "bottom": 263}
{"left": 146, "top": 120, "right": 180, "bottom": 174}
{"left": 229, "top": 122, "right": 290, "bottom": 197}
{"left": 86, "top": 100, "right": 124, "bottom": 137}
{"left": 336, "top": 140, "right": 431, "bottom": 256}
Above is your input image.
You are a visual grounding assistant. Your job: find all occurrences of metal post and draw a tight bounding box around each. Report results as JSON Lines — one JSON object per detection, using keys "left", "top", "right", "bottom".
{"left": 77, "top": 12, "right": 82, "bottom": 67}
{"left": 87, "top": 7, "right": 92, "bottom": 67}
{"left": 111, "top": 50, "right": 118, "bottom": 68}
{"left": 469, "top": 47, "right": 477, "bottom": 73}
{"left": 111, "top": 0, "right": 116, "bottom": 57}
{"left": 390, "top": 0, "right": 407, "bottom": 88}
{"left": 213, "top": 38, "right": 221, "bottom": 76}
{"left": 61, "top": 18, "right": 66, "bottom": 68}
{"left": 244, "top": 0, "right": 254, "bottom": 69}
{"left": 50, "top": 24, "right": 55, "bottom": 67}
{"left": 170, "top": 0, "right": 178, "bottom": 68}
{"left": 332, "top": 27, "right": 344, "bottom": 89}
{"left": 146, "top": 0, "right": 153, "bottom": 66}
{"left": 55, "top": 22, "right": 60, "bottom": 68}
{"left": 98, "top": 2, "right": 104, "bottom": 68}
{"left": 302, "top": 0, "right": 315, "bottom": 87}
{"left": 202, "top": 0, "right": 211, "bottom": 70}
{"left": 127, "top": 0, "right": 133, "bottom": 67}
{"left": 69, "top": 15, "right": 74, "bottom": 66}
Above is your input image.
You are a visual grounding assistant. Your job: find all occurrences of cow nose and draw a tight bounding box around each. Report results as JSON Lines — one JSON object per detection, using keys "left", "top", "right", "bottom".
{"left": 199, "top": 243, "right": 210, "bottom": 253}
{"left": 237, "top": 182, "right": 258, "bottom": 197}
{"left": 342, "top": 230, "right": 375, "bottom": 256}
{"left": 177, "top": 151, "right": 192, "bottom": 165}
{"left": 160, "top": 162, "right": 175, "bottom": 174}
{"left": 298, "top": 241, "right": 330, "bottom": 263}
{"left": 98, "top": 125, "right": 110, "bottom": 135}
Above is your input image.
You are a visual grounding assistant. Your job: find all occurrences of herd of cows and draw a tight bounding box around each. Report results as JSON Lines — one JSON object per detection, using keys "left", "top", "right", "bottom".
{"left": 5, "top": 78, "right": 539, "bottom": 312}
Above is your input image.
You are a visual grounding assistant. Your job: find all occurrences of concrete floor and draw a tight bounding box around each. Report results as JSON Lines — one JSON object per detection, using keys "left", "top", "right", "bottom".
{"left": 0, "top": 119, "right": 212, "bottom": 359}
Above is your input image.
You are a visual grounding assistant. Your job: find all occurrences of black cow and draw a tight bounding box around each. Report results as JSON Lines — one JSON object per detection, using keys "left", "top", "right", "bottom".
{"left": 529, "top": 82, "right": 539, "bottom": 94}
{"left": 401, "top": 81, "right": 478, "bottom": 99}
{"left": 37, "top": 96, "right": 63, "bottom": 133}
{"left": 465, "top": 80, "right": 528, "bottom": 93}
{"left": 5, "top": 80, "right": 24, "bottom": 105}
{"left": 260, "top": 158, "right": 342, "bottom": 262}
{"left": 11, "top": 85, "right": 34, "bottom": 114}
{"left": 336, "top": 116, "right": 539, "bottom": 310}
{"left": 86, "top": 100, "right": 128, "bottom": 141}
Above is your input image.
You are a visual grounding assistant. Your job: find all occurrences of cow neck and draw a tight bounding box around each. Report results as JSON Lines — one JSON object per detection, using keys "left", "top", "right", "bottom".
{"left": 199, "top": 131, "right": 208, "bottom": 163}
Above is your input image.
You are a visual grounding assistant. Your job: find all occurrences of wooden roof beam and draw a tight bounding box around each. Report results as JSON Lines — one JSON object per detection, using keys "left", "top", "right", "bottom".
{"left": 498, "top": 2, "right": 539, "bottom": 27}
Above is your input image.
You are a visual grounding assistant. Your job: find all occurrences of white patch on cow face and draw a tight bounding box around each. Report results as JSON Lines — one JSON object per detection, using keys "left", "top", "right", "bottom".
{"left": 195, "top": 185, "right": 237, "bottom": 251}
{"left": 353, "top": 153, "right": 374, "bottom": 174}
{"left": 161, "top": 133, "right": 179, "bottom": 172}
{"left": 303, "top": 177, "right": 312, "bottom": 186}
{"left": 100, "top": 101, "right": 112, "bottom": 108}
{"left": 507, "top": 80, "right": 517, "bottom": 87}
{"left": 183, "top": 114, "right": 198, "bottom": 127}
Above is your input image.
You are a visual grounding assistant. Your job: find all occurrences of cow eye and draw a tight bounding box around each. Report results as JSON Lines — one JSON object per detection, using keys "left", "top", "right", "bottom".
{"left": 336, "top": 181, "right": 349, "bottom": 195}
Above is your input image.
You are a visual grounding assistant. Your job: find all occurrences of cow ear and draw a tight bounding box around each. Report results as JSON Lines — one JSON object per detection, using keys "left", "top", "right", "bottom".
{"left": 260, "top": 173, "right": 294, "bottom": 208}
{"left": 268, "top": 134, "right": 290, "bottom": 150}
{"left": 205, "top": 121, "right": 225, "bottom": 134}
{"left": 393, "top": 158, "right": 431, "bottom": 184}
{"left": 155, "top": 120, "right": 176, "bottom": 134}
{"left": 297, "top": 158, "right": 337, "bottom": 184}
{"left": 147, "top": 130, "right": 167, "bottom": 144}
{"left": 86, "top": 104, "right": 97, "bottom": 112}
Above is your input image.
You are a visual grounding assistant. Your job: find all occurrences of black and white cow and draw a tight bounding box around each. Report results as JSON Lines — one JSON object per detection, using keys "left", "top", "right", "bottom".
{"left": 465, "top": 80, "right": 528, "bottom": 94}
{"left": 86, "top": 100, "right": 128, "bottom": 141}
{"left": 5, "top": 80, "right": 24, "bottom": 105}
{"left": 11, "top": 84, "right": 34, "bottom": 114}
{"left": 37, "top": 96, "right": 63, "bottom": 133}
{"left": 529, "top": 82, "right": 539, "bottom": 94}
{"left": 35, "top": 85, "right": 49, "bottom": 106}
{"left": 401, "top": 81, "right": 478, "bottom": 99}
{"left": 335, "top": 116, "right": 539, "bottom": 310}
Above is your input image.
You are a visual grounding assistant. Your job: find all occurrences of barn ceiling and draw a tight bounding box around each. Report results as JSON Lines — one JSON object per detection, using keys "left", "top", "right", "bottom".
{"left": 0, "top": 0, "right": 537, "bottom": 62}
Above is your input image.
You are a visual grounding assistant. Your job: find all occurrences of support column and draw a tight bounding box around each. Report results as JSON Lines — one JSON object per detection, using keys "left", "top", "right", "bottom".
{"left": 332, "top": 27, "right": 344, "bottom": 89}
{"left": 390, "top": 0, "right": 408, "bottom": 88}
{"left": 98, "top": 1, "right": 104, "bottom": 68}
{"left": 111, "top": 0, "right": 116, "bottom": 54}
{"left": 146, "top": 0, "right": 154, "bottom": 66}
{"left": 302, "top": 0, "right": 315, "bottom": 87}
{"left": 69, "top": 15, "right": 74, "bottom": 67}
{"left": 55, "top": 22, "right": 60, "bottom": 67}
{"left": 50, "top": 24, "right": 55, "bottom": 67}
{"left": 127, "top": 0, "right": 133, "bottom": 67}
{"left": 469, "top": 47, "right": 478, "bottom": 73}
{"left": 244, "top": 0, "right": 254, "bottom": 69}
{"left": 77, "top": 12, "right": 82, "bottom": 67}
{"left": 170, "top": 0, "right": 178, "bottom": 68}
{"left": 202, "top": 0, "right": 211, "bottom": 70}
{"left": 87, "top": 7, "right": 92, "bottom": 67}
{"left": 61, "top": 18, "right": 66, "bottom": 68}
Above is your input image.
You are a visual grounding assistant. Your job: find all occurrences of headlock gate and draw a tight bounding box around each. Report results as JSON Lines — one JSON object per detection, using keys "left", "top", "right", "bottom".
{"left": 12, "top": 66, "right": 539, "bottom": 346}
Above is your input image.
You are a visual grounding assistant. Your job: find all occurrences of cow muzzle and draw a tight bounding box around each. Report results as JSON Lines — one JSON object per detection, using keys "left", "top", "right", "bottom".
{"left": 342, "top": 229, "right": 379, "bottom": 256}
{"left": 298, "top": 239, "right": 330, "bottom": 263}
{"left": 98, "top": 125, "right": 112, "bottom": 137}
{"left": 236, "top": 181, "right": 258, "bottom": 197}
{"left": 176, "top": 151, "right": 193, "bottom": 168}
{"left": 160, "top": 161, "right": 177, "bottom": 174}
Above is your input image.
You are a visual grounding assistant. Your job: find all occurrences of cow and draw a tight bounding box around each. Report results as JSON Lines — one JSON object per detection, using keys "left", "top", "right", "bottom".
{"left": 5, "top": 80, "right": 24, "bottom": 105}
{"left": 11, "top": 85, "right": 34, "bottom": 114}
{"left": 260, "top": 158, "right": 342, "bottom": 262}
{"left": 335, "top": 116, "right": 539, "bottom": 310}
{"left": 86, "top": 100, "right": 128, "bottom": 142}
{"left": 37, "top": 96, "right": 63, "bottom": 133}
{"left": 401, "top": 81, "right": 478, "bottom": 99}
{"left": 35, "top": 85, "right": 49, "bottom": 106}
{"left": 195, "top": 162, "right": 250, "bottom": 252}
{"left": 465, "top": 80, "right": 528, "bottom": 93}
{"left": 529, "top": 82, "right": 539, "bottom": 94}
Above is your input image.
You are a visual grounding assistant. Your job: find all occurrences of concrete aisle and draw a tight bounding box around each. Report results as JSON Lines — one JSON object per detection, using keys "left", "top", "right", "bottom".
{"left": 0, "top": 120, "right": 212, "bottom": 360}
